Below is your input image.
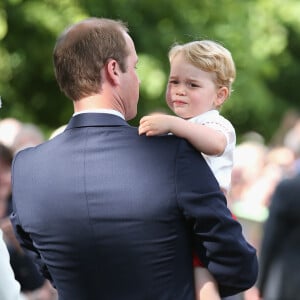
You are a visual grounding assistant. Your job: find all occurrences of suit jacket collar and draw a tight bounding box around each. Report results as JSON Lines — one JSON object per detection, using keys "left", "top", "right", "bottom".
{"left": 66, "top": 113, "right": 129, "bottom": 130}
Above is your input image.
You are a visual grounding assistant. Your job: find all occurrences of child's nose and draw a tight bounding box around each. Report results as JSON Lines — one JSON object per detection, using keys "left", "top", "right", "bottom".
{"left": 175, "top": 86, "right": 186, "bottom": 96}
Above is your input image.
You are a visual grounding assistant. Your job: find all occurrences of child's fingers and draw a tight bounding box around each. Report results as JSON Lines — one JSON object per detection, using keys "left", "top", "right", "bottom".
{"left": 138, "top": 124, "right": 146, "bottom": 135}
{"left": 139, "top": 116, "right": 150, "bottom": 125}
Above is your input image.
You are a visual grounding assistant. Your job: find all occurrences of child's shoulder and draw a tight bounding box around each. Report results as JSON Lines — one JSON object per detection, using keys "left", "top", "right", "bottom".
{"left": 190, "top": 110, "right": 235, "bottom": 132}
{"left": 190, "top": 110, "right": 229, "bottom": 123}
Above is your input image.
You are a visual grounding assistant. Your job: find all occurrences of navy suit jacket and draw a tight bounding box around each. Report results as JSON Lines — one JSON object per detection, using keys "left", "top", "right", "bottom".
{"left": 11, "top": 113, "right": 258, "bottom": 300}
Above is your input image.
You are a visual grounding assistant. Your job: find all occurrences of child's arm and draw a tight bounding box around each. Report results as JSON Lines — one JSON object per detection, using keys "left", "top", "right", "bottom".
{"left": 194, "top": 267, "right": 221, "bottom": 300}
{"left": 139, "top": 114, "right": 227, "bottom": 156}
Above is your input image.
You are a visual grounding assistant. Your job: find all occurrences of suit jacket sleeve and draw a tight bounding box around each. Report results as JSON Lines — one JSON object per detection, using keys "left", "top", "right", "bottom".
{"left": 10, "top": 211, "right": 54, "bottom": 285}
{"left": 175, "top": 140, "right": 258, "bottom": 297}
{"left": 10, "top": 152, "right": 54, "bottom": 285}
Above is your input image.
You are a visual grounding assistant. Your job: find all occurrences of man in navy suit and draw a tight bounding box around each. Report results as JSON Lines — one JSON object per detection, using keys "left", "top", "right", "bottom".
{"left": 10, "top": 17, "right": 258, "bottom": 300}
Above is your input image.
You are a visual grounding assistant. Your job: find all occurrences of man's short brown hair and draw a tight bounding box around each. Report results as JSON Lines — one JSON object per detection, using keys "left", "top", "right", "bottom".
{"left": 53, "top": 18, "right": 129, "bottom": 101}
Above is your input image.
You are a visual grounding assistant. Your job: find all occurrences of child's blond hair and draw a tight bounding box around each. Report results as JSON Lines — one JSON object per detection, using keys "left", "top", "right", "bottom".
{"left": 168, "top": 40, "right": 236, "bottom": 96}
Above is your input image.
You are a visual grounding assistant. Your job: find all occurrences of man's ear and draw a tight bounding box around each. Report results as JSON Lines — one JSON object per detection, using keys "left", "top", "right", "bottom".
{"left": 215, "top": 87, "right": 229, "bottom": 107}
{"left": 105, "top": 59, "right": 120, "bottom": 85}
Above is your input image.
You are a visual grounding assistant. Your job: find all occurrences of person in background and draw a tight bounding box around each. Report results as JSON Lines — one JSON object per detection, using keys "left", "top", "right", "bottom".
{"left": 0, "top": 118, "right": 22, "bottom": 149}
{"left": 0, "top": 140, "right": 23, "bottom": 300}
{"left": 0, "top": 143, "right": 13, "bottom": 219}
{"left": 257, "top": 172, "right": 300, "bottom": 299}
{"left": 11, "top": 123, "right": 45, "bottom": 154}
{"left": 139, "top": 40, "right": 236, "bottom": 300}
{"left": 257, "top": 118, "right": 300, "bottom": 300}
{"left": 0, "top": 142, "right": 56, "bottom": 300}
{"left": 10, "top": 17, "right": 258, "bottom": 299}
{"left": 0, "top": 228, "right": 24, "bottom": 300}
{"left": 283, "top": 118, "right": 300, "bottom": 174}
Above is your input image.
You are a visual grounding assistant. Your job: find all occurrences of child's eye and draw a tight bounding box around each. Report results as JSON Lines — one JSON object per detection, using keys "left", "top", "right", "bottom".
{"left": 169, "top": 80, "right": 179, "bottom": 84}
{"left": 188, "top": 82, "right": 199, "bottom": 88}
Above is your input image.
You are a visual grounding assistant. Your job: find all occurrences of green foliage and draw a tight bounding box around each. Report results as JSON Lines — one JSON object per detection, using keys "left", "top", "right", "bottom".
{"left": 1, "top": 0, "right": 300, "bottom": 142}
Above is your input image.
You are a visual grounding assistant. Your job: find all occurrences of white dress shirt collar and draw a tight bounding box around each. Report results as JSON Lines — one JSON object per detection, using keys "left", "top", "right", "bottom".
{"left": 73, "top": 109, "right": 125, "bottom": 120}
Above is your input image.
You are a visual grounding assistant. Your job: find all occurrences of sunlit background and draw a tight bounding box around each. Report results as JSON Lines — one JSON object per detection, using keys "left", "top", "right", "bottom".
{"left": 0, "top": 0, "right": 300, "bottom": 142}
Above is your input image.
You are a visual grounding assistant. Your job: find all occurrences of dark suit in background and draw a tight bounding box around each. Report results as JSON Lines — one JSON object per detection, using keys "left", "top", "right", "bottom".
{"left": 258, "top": 173, "right": 300, "bottom": 299}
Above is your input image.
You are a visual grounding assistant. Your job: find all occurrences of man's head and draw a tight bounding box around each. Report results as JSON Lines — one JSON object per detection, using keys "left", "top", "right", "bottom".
{"left": 53, "top": 18, "right": 140, "bottom": 120}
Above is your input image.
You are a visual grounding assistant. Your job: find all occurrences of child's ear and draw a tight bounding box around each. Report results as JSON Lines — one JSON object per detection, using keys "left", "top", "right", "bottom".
{"left": 215, "top": 87, "right": 229, "bottom": 107}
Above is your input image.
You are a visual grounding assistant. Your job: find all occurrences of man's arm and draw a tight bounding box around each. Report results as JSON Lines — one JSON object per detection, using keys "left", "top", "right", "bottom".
{"left": 175, "top": 140, "right": 258, "bottom": 297}
{"left": 10, "top": 211, "right": 54, "bottom": 284}
{"left": 9, "top": 151, "right": 54, "bottom": 284}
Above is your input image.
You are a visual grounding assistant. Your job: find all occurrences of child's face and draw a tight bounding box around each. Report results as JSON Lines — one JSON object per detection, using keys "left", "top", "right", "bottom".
{"left": 166, "top": 53, "right": 220, "bottom": 119}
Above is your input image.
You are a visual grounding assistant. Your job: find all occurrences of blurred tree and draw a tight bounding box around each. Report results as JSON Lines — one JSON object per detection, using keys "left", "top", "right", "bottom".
{"left": 0, "top": 0, "right": 300, "bottom": 142}
{"left": 0, "top": 0, "right": 87, "bottom": 133}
